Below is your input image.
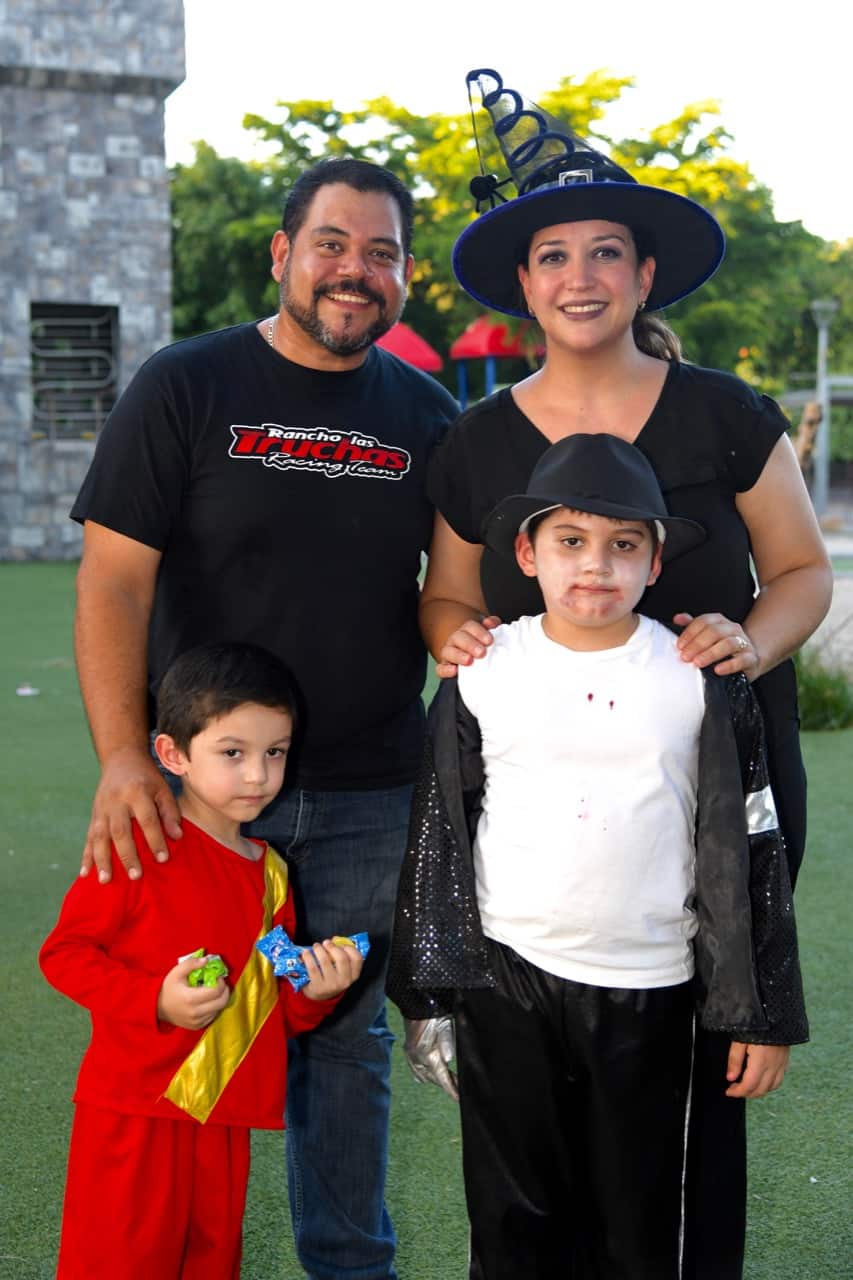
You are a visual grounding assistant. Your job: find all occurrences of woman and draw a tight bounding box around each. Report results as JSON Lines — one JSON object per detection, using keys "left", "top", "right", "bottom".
{"left": 420, "top": 70, "right": 832, "bottom": 1278}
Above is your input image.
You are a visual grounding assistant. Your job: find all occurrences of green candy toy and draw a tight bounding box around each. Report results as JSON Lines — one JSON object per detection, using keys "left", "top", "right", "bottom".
{"left": 184, "top": 948, "right": 229, "bottom": 988}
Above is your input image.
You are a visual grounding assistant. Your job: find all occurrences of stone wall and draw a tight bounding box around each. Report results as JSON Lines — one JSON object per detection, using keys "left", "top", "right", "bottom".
{"left": 0, "top": 1, "right": 185, "bottom": 559}
{"left": 1, "top": 0, "right": 187, "bottom": 84}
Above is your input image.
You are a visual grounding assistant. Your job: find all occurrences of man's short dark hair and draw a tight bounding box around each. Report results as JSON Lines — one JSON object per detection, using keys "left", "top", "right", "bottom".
{"left": 156, "top": 642, "right": 298, "bottom": 754}
{"left": 282, "top": 158, "right": 414, "bottom": 258}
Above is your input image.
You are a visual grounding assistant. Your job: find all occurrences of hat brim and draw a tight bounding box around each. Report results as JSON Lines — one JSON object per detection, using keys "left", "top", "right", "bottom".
{"left": 483, "top": 493, "right": 707, "bottom": 564}
{"left": 453, "top": 182, "right": 725, "bottom": 316}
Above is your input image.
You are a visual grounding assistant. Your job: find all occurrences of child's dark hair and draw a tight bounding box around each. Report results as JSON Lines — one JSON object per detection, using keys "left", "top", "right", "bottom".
{"left": 525, "top": 508, "right": 661, "bottom": 553}
{"left": 156, "top": 642, "right": 298, "bottom": 753}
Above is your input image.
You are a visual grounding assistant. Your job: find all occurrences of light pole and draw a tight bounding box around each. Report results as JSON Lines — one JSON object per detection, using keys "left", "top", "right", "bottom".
{"left": 810, "top": 299, "right": 839, "bottom": 517}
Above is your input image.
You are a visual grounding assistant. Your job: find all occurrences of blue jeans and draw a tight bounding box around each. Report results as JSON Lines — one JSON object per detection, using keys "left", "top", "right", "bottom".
{"left": 246, "top": 784, "right": 413, "bottom": 1280}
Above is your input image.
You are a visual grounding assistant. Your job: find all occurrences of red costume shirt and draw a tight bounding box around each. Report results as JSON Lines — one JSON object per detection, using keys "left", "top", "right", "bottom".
{"left": 40, "top": 820, "right": 331, "bottom": 1128}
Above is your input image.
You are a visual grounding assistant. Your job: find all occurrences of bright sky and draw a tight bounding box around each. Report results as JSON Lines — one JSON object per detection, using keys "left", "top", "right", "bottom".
{"left": 165, "top": 0, "right": 849, "bottom": 244}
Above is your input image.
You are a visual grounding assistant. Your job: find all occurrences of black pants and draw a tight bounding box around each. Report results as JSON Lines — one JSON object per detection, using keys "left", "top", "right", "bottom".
{"left": 681, "top": 1030, "right": 746, "bottom": 1279}
{"left": 455, "top": 941, "right": 694, "bottom": 1280}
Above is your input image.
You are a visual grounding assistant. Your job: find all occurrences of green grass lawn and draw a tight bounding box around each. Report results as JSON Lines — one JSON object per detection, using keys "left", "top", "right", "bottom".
{"left": 1, "top": 563, "right": 850, "bottom": 1279}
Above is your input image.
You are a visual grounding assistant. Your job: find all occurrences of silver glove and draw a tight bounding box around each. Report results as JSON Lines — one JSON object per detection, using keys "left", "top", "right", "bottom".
{"left": 403, "top": 1016, "right": 458, "bottom": 1101}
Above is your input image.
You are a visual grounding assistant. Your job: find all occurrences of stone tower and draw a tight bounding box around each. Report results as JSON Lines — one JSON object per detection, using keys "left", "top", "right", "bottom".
{"left": 0, "top": 1, "right": 185, "bottom": 558}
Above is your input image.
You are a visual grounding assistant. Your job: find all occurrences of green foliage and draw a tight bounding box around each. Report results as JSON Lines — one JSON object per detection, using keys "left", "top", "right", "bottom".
{"left": 170, "top": 142, "right": 281, "bottom": 340}
{"left": 830, "top": 406, "right": 853, "bottom": 462}
{"left": 169, "top": 79, "right": 852, "bottom": 402}
{"left": 794, "top": 649, "right": 853, "bottom": 730}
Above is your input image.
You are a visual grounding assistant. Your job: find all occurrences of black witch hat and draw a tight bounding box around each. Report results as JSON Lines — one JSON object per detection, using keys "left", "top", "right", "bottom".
{"left": 453, "top": 69, "right": 725, "bottom": 317}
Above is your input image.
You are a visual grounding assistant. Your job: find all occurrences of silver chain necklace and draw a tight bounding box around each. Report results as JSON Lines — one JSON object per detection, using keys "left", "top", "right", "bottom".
{"left": 266, "top": 318, "right": 276, "bottom": 348}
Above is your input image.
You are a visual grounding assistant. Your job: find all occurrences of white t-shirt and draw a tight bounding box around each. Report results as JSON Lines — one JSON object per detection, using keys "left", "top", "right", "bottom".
{"left": 458, "top": 614, "right": 705, "bottom": 989}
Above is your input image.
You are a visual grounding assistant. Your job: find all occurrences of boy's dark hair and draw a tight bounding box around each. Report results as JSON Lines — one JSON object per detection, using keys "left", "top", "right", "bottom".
{"left": 282, "top": 157, "right": 414, "bottom": 258}
{"left": 525, "top": 508, "right": 661, "bottom": 553}
{"left": 156, "top": 642, "right": 298, "bottom": 753}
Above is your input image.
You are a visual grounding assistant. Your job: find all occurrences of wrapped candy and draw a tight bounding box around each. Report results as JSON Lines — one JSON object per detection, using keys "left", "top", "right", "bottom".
{"left": 181, "top": 948, "right": 229, "bottom": 988}
{"left": 256, "top": 927, "right": 370, "bottom": 991}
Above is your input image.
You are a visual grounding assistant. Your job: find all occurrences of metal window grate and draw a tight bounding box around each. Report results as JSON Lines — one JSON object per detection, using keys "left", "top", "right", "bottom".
{"left": 30, "top": 304, "right": 118, "bottom": 440}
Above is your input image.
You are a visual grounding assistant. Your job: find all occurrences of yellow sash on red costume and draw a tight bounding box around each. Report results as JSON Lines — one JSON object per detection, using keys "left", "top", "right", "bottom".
{"left": 163, "top": 847, "right": 289, "bottom": 1124}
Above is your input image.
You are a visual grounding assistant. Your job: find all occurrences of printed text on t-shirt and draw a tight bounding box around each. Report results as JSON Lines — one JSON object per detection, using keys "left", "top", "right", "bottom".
{"left": 228, "top": 425, "right": 412, "bottom": 480}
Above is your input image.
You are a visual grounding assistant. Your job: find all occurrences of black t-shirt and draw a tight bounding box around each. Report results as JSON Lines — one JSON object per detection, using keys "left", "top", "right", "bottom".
{"left": 428, "top": 359, "right": 800, "bottom": 778}
{"left": 72, "top": 323, "right": 458, "bottom": 789}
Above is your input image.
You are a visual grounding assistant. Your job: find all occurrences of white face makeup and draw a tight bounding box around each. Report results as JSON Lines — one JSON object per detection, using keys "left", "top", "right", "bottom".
{"left": 516, "top": 506, "right": 662, "bottom": 651}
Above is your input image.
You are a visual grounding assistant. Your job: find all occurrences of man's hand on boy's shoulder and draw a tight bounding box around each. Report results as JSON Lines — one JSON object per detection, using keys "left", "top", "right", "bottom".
{"left": 80, "top": 745, "right": 183, "bottom": 884}
{"left": 300, "top": 940, "right": 364, "bottom": 1002}
{"left": 725, "top": 1041, "right": 791, "bottom": 1099}
{"left": 157, "top": 953, "right": 230, "bottom": 1031}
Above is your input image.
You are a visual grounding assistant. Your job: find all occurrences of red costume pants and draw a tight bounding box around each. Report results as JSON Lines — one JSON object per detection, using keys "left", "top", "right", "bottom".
{"left": 57, "top": 1103, "right": 250, "bottom": 1279}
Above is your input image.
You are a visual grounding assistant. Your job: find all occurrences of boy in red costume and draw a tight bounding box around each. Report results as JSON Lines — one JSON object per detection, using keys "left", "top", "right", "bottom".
{"left": 41, "top": 642, "right": 364, "bottom": 1279}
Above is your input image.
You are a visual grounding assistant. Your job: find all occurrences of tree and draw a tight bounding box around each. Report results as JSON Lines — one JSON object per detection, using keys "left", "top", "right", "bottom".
{"left": 170, "top": 142, "right": 281, "bottom": 340}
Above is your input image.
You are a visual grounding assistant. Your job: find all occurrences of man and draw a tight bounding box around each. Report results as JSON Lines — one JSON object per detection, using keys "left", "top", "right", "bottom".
{"left": 71, "top": 157, "right": 458, "bottom": 1280}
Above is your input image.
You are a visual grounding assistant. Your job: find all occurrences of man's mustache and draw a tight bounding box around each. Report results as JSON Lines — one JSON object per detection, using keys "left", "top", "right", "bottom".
{"left": 315, "top": 280, "right": 385, "bottom": 308}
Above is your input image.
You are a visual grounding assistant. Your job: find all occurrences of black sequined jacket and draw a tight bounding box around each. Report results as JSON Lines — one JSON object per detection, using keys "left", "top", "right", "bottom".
{"left": 387, "top": 671, "right": 808, "bottom": 1045}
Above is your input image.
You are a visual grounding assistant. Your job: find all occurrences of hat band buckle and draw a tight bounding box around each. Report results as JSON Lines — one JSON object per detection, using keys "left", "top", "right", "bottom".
{"left": 558, "top": 168, "right": 594, "bottom": 187}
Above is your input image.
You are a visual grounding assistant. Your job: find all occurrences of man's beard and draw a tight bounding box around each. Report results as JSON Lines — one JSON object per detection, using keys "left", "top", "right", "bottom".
{"left": 280, "top": 263, "right": 401, "bottom": 356}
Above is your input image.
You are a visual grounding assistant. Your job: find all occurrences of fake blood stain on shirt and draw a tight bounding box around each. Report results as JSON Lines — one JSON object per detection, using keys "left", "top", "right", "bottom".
{"left": 585, "top": 692, "right": 616, "bottom": 709}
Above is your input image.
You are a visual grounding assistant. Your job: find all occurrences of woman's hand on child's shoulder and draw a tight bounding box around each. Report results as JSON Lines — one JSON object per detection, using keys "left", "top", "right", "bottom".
{"left": 673, "top": 612, "right": 760, "bottom": 680}
{"left": 157, "top": 954, "right": 230, "bottom": 1030}
{"left": 300, "top": 940, "right": 364, "bottom": 1001}
{"left": 437, "top": 616, "right": 502, "bottom": 679}
{"left": 725, "top": 1042, "right": 791, "bottom": 1099}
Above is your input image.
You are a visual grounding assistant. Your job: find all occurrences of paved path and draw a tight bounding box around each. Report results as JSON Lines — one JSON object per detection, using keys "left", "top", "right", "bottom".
{"left": 807, "top": 573, "right": 853, "bottom": 672}
{"left": 804, "top": 525, "right": 853, "bottom": 672}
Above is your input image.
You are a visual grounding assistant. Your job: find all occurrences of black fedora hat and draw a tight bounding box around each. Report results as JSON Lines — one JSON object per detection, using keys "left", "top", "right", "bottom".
{"left": 482, "top": 434, "right": 706, "bottom": 563}
{"left": 453, "top": 69, "right": 725, "bottom": 318}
